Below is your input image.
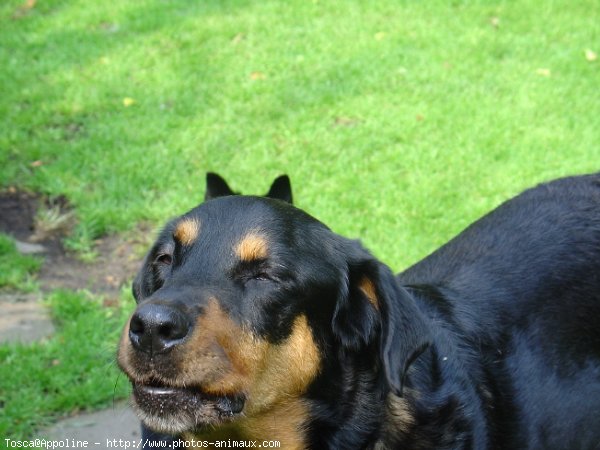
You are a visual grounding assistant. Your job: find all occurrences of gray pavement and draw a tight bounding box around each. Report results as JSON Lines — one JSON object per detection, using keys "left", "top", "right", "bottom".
{"left": 0, "top": 292, "right": 142, "bottom": 442}
{"left": 41, "top": 402, "right": 142, "bottom": 443}
{"left": 0, "top": 292, "right": 55, "bottom": 343}
{"left": 1, "top": 243, "right": 142, "bottom": 443}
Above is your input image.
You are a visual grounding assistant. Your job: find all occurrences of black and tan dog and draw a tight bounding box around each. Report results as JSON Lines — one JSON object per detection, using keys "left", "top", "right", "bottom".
{"left": 119, "top": 173, "right": 600, "bottom": 449}
{"left": 138, "top": 172, "right": 293, "bottom": 447}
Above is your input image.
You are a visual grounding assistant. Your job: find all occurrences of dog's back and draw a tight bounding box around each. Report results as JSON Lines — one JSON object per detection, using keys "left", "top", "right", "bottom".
{"left": 399, "top": 173, "right": 600, "bottom": 448}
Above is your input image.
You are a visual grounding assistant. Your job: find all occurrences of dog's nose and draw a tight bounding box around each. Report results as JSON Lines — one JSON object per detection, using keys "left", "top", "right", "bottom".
{"left": 129, "top": 303, "right": 190, "bottom": 354}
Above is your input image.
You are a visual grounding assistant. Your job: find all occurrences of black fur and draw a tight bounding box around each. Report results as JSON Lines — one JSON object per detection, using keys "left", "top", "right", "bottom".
{"left": 129, "top": 173, "right": 600, "bottom": 449}
{"left": 391, "top": 173, "right": 600, "bottom": 449}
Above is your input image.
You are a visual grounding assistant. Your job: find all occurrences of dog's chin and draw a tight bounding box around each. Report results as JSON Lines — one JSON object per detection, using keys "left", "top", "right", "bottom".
{"left": 131, "top": 382, "right": 245, "bottom": 435}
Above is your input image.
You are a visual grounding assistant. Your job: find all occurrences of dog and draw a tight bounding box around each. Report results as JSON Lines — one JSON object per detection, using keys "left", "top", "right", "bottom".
{"left": 138, "top": 172, "right": 293, "bottom": 448}
{"left": 119, "top": 173, "right": 600, "bottom": 449}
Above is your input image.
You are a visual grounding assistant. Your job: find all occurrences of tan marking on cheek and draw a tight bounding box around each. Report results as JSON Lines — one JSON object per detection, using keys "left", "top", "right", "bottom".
{"left": 359, "top": 276, "right": 379, "bottom": 310}
{"left": 175, "top": 304, "right": 318, "bottom": 447}
{"left": 178, "top": 299, "right": 268, "bottom": 394}
{"left": 181, "top": 310, "right": 318, "bottom": 447}
{"left": 174, "top": 218, "right": 200, "bottom": 246}
{"left": 236, "top": 233, "right": 268, "bottom": 262}
{"left": 247, "top": 315, "right": 321, "bottom": 414}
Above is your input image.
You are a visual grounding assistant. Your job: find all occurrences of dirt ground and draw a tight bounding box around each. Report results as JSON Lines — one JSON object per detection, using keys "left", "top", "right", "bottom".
{"left": 0, "top": 188, "right": 148, "bottom": 298}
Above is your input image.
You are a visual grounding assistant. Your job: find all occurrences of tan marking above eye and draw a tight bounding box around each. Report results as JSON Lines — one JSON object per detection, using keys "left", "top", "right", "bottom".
{"left": 236, "top": 233, "right": 269, "bottom": 262}
{"left": 358, "top": 276, "right": 379, "bottom": 310}
{"left": 174, "top": 218, "right": 200, "bottom": 246}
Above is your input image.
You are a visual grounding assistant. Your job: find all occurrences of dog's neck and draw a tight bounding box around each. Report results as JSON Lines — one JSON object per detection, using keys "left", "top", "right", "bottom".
{"left": 307, "top": 288, "right": 493, "bottom": 449}
{"left": 183, "top": 398, "right": 310, "bottom": 449}
{"left": 297, "top": 340, "right": 386, "bottom": 448}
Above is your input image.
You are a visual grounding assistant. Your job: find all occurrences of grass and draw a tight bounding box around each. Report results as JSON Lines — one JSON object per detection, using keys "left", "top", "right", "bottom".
{"left": 1, "top": 0, "right": 598, "bottom": 267}
{"left": 0, "top": 289, "right": 133, "bottom": 439}
{"left": 0, "top": 234, "right": 133, "bottom": 439}
{"left": 0, "top": 234, "right": 42, "bottom": 291}
{"left": 0, "top": 0, "right": 598, "bottom": 439}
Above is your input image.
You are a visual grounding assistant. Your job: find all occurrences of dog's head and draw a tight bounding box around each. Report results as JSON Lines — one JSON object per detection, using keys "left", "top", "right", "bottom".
{"left": 118, "top": 195, "right": 429, "bottom": 445}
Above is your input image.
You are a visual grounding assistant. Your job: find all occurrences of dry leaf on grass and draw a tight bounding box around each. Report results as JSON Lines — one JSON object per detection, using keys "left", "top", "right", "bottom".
{"left": 12, "top": 0, "right": 36, "bottom": 19}
{"left": 536, "top": 68, "right": 551, "bottom": 77}
{"left": 250, "top": 72, "right": 267, "bottom": 80}
{"left": 585, "top": 49, "right": 597, "bottom": 62}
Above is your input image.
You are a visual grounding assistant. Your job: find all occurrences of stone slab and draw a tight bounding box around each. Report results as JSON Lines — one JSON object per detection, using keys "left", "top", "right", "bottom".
{"left": 0, "top": 293, "right": 55, "bottom": 343}
{"left": 41, "top": 402, "right": 142, "bottom": 443}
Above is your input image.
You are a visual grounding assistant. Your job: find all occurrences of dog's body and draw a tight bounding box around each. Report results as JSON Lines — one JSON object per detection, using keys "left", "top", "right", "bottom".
{"left": 394, "top": 173, "right": 600, "bottom": 449}
{"left": 120, "top": 173, "right": 600, "bottom": 449}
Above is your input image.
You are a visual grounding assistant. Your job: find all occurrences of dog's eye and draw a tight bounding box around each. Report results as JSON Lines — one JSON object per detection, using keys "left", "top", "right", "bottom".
{"left": 251, "top": 272, "right": 271, "bottom": 282}
{"left": 237, "top": 269, "right": 274, "bottom": 283}
{"left": 155, "top": 253, "right": 173, "bottom": 265}
{"left": 232, "top": 260, "right": 277, "bottom": 284}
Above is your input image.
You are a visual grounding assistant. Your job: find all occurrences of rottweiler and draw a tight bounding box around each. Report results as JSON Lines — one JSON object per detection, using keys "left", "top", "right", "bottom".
{"left": 139, "top": 172, "right": 293, "bottom": 448}
{"left": 119, "top": 173, "right": 600, "bottom": 449}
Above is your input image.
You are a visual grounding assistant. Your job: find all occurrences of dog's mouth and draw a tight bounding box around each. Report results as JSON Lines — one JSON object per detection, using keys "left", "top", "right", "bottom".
{"left": 131, "top": 379, "right": 245, "bottom": 434}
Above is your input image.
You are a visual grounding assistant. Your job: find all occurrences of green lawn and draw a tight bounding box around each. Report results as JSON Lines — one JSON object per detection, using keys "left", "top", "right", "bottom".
{"left": 0, "top": 232, "right": 133, "bottom": 439}
{"left": 0, "top": 235, "right": 41, "bottom": 291}
{"left": 0, "top": 288, "right": 133, "bottom": 438}
{"left": 0, "top": 0, "right": 599, "bottom": 439}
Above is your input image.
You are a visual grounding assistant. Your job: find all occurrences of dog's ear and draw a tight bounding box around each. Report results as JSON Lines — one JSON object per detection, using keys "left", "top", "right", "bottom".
{"left": 266, "top": 175, "right": 293, "bottom": 204}
{"left": 205, "top": 172, "right": 236, "bottom": 200}
{"left": 376, "top": 264, "right": 431, "bottom": 396}
{"left": 332, "top": 243, "right": 431, "bottom": 396}
{"left": 331, "top": 255, "right": 380, "bottom": 352}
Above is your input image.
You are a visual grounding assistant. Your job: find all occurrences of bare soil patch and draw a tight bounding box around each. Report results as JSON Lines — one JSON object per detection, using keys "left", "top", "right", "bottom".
{"left": 0, "top": 188, "right": 148, "bottom": 298}
{"left": 0, "top": 189, "right": 40, "bottom": 241}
